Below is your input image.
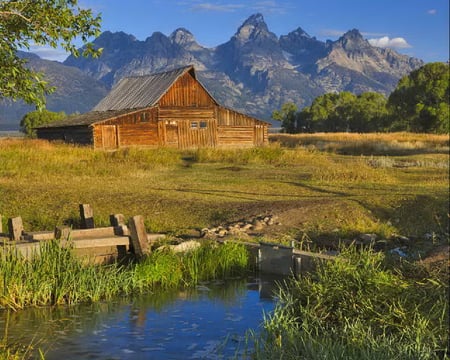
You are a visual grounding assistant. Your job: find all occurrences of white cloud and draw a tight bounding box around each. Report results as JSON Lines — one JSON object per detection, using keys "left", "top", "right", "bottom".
{"left": 189, "top": 3, "right": 245, "bottom": 12}
{"left": 368, "top": 36, "right": 412, "bottom": 49}
{"left": 427, "top": 9, "right": 437, "bottom": 15}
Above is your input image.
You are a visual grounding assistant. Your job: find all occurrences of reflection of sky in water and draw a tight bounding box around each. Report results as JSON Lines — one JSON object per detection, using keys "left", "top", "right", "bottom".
{"left": 3, "top": 277, "right": 277, "bottom": 359}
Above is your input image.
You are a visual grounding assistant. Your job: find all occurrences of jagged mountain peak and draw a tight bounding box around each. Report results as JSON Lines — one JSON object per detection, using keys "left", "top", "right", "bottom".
{"left": 241, "top": 13, "right": 266, "bottom": 27}
{"left": 334, "top": 29, "right": 371, "bottom": 51}
{"left": 170, "top": 28, "right": 196, "bottom": 44}
{"left": 289, "top": 27, "right": 312, "bottom": 39}
{"left": 342, "top": 28, "right": 364, "bottom": 40}
{"left": 94, "top": 31, "right": 137, "bottom": 45}
{"left": 234, "top": 13, "right": 276, "bottom": 43}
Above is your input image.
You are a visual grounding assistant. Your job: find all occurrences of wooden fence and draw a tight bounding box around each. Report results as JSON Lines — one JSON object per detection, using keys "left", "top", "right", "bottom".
{"left": 0, "top": 204, "right": 165, "bottom": 264}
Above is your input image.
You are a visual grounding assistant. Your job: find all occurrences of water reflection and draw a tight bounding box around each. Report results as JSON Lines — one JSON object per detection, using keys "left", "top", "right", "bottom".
{"left": 1, "top": 275, "right": 281, "bottom": 359}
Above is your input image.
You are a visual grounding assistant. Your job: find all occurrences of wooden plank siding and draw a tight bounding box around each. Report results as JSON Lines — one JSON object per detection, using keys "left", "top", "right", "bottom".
{"left": 158, "top": 72, "right": 215, "bottom": 108}
{"left": 93, "top": 108, "right": 160, "bottom": 149}
{"left": 215, "top": 107, "right": 268, "bottom": 147}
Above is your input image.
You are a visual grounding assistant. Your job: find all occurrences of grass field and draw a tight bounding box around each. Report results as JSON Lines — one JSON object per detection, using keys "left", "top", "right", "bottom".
{"left": 0, "top": 134, "right": 448, "bottom": 251}
{"left": 0, "top": 133, "right": 448, "bottom": 359}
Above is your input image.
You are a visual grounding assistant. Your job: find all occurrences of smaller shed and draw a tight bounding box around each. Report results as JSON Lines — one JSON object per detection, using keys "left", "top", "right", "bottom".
{"left": 36, "top": 66, "right": 270, "bottom": 149}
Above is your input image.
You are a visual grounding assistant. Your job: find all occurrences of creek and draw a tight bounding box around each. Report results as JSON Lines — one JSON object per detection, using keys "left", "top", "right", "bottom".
{"left": 1, "top": 275, "right": 280, "bottom": 359}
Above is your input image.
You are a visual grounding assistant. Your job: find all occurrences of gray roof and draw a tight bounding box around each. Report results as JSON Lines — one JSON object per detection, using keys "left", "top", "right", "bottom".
{"left": 93, "top": 65, "right": 216, "bottom": 111}
{"left": 35, "top": 109, "right": 134, "bottom": 128}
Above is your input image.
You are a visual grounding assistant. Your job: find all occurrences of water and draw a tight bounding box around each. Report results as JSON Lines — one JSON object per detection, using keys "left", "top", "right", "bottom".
{"left": 1, "top": 276, "right": 280, "bottom": 359}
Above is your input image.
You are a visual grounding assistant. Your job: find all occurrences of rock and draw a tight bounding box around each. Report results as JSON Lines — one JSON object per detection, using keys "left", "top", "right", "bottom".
{"left": 390, "top": 247, "right": 408, "bottom": 257}
{"left": 374, "top": 240, "right": 387, "bottom": 251}
{"left": 169, "top": 240, "right": 201, "bottom": 253}
{"left": 393, "top": 234, "right": 410, "bottom": 245}
{"left": 359, "top": 233, "right": 378, "bottom": 245}
{"left": 242, "top": 223, "right": 253, "bottom": 231}
{"left": 252, "top": 219, "right": 264, "bottom": 231}
{"left": 217, "top": 229, "right": 227, "bottom": 238}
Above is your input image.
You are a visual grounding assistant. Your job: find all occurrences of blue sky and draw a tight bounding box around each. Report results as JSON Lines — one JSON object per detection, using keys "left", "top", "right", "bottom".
{"left": 33, "top": 0, "right": 449, "bottom": 63}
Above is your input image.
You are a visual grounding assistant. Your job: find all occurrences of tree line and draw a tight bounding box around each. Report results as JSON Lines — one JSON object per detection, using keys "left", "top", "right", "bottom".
{"left": 273, "top": 62, "right": 449, "bottom": 134}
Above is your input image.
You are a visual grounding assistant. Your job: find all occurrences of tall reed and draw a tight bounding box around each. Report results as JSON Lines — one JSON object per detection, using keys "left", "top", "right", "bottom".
{"left": 249, "top": 246, "right": 448, "bottom": 359}
{"left": 0, "top": 240, "right": 250, "bottom": 311}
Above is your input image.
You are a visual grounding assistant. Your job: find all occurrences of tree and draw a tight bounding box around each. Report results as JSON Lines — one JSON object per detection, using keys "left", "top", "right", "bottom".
{"left": 306, "top": 92, "right": 357, "bottom": 132}
{"left": 272, "top": 102, "right": 299, "bottom": 133}
{"left": 0, "top": 0, "right": 102, "bottom": 109}
{"left": 388, "top": 62, "right": 449, "bottom": 133}
{"left": 20, "top": 109, "right": 66, "bottom": 137}
{"left": 351, "top": 92, "right": 388, "bottom": 132}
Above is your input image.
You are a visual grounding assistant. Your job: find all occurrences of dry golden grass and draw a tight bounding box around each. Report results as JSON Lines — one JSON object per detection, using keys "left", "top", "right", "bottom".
{"left": 0, "top": 138, "right": 448, "bottom": 249}
{"left": 270, "top": 132, "right": 449, "bottom": 155}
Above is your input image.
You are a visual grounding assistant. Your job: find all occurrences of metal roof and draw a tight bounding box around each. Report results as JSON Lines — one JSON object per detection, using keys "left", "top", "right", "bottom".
{"left": 92, "top": 65, "right": 215, "bottom": 111}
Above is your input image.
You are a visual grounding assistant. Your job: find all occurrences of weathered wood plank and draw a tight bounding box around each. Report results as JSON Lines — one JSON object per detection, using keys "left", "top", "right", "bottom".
{"left": 62, "top": 236, "right": 130, "bottom": 249}
{"left": 55, "top": 226, "right": 128, "bottom": 240}
{"left": 8, "top": 216, "right": 23, "bottom": 241}
{"left": 128, "top": 215, "right": 150, "bottom": 258}
{"left": 79, "top": 204, "right": 95, "bottom": 229}
{"left": 110, "top": 214, "right": 125, "bottom": 227}
{"left": 23, "top": 231, "right": 55, "bottom": 241}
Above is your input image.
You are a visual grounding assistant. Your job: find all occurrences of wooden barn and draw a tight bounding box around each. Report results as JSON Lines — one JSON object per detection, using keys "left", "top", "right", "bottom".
{"left": 35, "top": 66, "right": 270, "bottom": 149}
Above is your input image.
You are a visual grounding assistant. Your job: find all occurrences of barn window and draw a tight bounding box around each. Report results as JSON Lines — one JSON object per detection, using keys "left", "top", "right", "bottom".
{"left": 141, "top": 112, "right": 149, "bottom": 122}
{"left": 200, "top": 121, "right": 207, "bottom": 129}
{"left": 191, "top": 121, "right": 198, "bottom": 129}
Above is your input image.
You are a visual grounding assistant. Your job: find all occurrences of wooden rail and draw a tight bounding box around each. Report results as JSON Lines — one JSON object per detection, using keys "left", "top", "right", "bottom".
{"left": 0, "top": 204, "right": 165, "bottom": 264}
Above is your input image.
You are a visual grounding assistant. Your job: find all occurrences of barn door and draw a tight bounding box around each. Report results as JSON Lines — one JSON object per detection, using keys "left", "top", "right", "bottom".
{"left": 165, "top": 121, "right": 179, "bottom": 147}
{"left": 254, "top": 125, "right": 265, "bottom": 146}
{"left": 102, "top": 125, "right": 118, "bottom": 149}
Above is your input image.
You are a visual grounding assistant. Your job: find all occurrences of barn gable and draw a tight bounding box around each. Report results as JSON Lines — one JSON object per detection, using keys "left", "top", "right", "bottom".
{"left": 93, "top": 66, "right": 217, "bottom": 111}
{"left": 36, "top": 66, "right": 270, "bottom": 149}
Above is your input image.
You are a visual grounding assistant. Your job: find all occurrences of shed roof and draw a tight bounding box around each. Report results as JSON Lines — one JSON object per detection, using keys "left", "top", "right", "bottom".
{"left": 35, "top": 109, "right": 135, "bottom": 128}
{"left": 93, "top": 65, "right": 218, "bottom": 111}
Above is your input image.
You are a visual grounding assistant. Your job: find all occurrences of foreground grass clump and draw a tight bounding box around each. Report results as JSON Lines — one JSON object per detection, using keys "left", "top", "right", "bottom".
{"left": 250, "top": 247, "right": 448, "bottom": 359}
{"left": 0, "top": 240, "right": 249, "bottom": 311}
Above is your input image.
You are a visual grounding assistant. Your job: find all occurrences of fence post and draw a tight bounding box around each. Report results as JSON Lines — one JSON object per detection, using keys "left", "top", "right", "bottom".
{"left": 79, "top": 204, "right": 95, "bottom": 229}
{"left": 0, "top": 214, "right": 2, "bottom": 234}
{"left": 54, "top": 226, "right": 71, "bottom": 241}
{"left": 8, "top": 216, "right": 24, "bottom": 241}
{"left": 110, "top": 214, "right": 125, "bottom": 227}
{"left": 128, "top": 215, "right": 149, "bottom": 259}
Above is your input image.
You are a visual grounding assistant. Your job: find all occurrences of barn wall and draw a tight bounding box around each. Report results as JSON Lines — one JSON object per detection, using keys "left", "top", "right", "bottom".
{"left": 215, "top": 107, "right": 269, "bottom": 147}
{"left": 93, "top": 108, "right": 160, "bottom": 149}
{"left": 159, "top": 72, "right": 215, "bottom": 108}
{"left": 36, "top": 126, "right": 93, "bottom": 145}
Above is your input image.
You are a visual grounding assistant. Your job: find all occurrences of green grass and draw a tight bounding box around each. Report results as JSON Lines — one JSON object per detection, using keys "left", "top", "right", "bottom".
{"left": 0, "top": 240, "right": 249, "bottom": 311}
{"left": 248, "top": 246, "right": 448, "bottom": 359}
{"left": 0, "top": 137, "right": 448, "bottom": 247}
{"left": 0, "top": 136, "right": 448, "bottom": 359}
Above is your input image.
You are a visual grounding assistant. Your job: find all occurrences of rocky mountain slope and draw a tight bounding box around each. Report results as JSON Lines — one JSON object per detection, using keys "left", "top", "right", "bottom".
{"left": 0, "top": 53, "right": 108, "bottom": 128}
{"left": 1, "top": 13, "right": 423, "bottom": 127}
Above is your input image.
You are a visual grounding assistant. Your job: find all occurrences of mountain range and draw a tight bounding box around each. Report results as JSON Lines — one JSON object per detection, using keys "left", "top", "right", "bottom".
{"left": 0, "top": 13, "right": 424, "bottom": 128}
